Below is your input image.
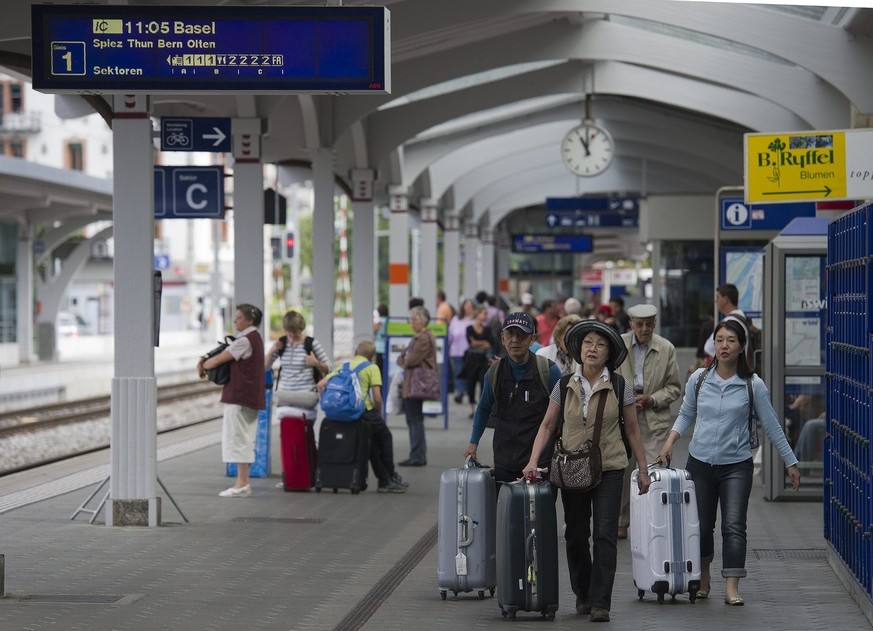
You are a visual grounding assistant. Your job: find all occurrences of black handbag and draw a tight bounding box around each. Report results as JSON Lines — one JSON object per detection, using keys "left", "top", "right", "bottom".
{"left": 204, "top": 336, "right": 235, "bottom": 385}
{"left": 549, "top": 378, "right": 607, "bottom": 492}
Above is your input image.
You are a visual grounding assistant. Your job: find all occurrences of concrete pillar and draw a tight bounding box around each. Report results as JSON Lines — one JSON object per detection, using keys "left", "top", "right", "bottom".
{"left": 463, "top": 220, "right": 480, "bottom": 300}
{"left": 481, "top": 227, "right": 496, "bottom": 296}
{"left": 231, "top": 119, "right": 265, "bottom": 336}
{"left": 442, "top": 211, "right": 460, "bottom": 305}
{"left": 16, "top": 221, "right": 34, "bottom": 363}
{"left": 388, "top": 185, "right": 410, "bottom": 317}
{"left": 108, "top": 94, "right": 159, "bottom": 527}
{"left": 419, "top": 197, "right": 438, "bottom": 312}
{"left": 311, "top": 148, "right": 335, "bottom": 361}
{"left": 351, "top": 169, "right": 376, "bottom": 348}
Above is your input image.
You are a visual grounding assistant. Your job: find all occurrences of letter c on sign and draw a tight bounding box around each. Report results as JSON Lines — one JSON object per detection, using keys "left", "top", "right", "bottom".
{"left": 186, "top": 183, "right": 208, "bottom": 210}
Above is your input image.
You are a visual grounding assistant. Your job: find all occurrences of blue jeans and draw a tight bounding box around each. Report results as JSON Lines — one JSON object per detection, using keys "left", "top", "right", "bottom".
{"left": 686, "top": 455, "right": 753, "bottom": 578}
{"left": 403, "top": 397, "right": 426, "bottom": 463}
{"left": 561, "top": 469, "right": 624, "bottom": 611}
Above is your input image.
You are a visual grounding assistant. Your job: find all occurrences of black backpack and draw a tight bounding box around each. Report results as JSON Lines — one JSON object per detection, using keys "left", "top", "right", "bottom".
{"left": 276, "top": 335, "right": 323, "bottom": 388}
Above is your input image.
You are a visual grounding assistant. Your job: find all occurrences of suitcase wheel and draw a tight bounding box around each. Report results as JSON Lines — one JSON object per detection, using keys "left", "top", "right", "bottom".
{"left": 542, "top": 611, "right": 555, "bottom": 621}
{"left": 490, "top": 588, "right": 495, "bottom": 597}
{"left": 657, "top": 593, "right": 665, "bottom": 604}
{"left": 333, "top": 488, "right": 338, "bottom": 493}
{"left": 638, "top": 588, "right": 645, "bottom": 600}
{"left": 478, "top": 590, "right": 485, "bottom": 600}
{"left": 689, "top": 592, "right": 697, "bottom": 604}
{"left": 440, "top": 590, "right": 447, "bottom": 601}
{"left": 351, "top": 488, "right": 359, "bottom": 495}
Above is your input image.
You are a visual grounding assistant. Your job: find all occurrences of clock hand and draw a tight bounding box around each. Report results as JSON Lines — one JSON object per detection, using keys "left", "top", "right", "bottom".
{"left": 576, "top": 129, "right": 591, "bottom": 156}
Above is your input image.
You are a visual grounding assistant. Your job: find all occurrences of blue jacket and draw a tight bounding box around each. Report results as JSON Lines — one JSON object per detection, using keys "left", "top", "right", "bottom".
{"left": 672, "top": 368, "right": 798, "bottom": 467}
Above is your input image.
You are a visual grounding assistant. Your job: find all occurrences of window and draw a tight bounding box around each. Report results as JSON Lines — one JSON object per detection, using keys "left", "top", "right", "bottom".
{"left": 8, "top": 140, "right": 24, "bottom": 158}
{"left": 9, "top": 82, "right": 22, "bottom": 112}
{"left": 65, "top": 141, "right": 85, "bottom": 171}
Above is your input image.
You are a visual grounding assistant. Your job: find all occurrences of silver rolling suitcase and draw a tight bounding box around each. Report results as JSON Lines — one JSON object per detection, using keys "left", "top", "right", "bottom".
{"left": 437, "top": 457, "right": 497, "bottom": 599}
{"left": 631, "top": 465, "right": 702, "bottom": 603}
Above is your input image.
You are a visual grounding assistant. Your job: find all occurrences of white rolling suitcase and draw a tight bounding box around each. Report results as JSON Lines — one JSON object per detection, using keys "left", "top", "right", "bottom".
{"left": 630, "top": 465, "right": 702, "bottom": 603}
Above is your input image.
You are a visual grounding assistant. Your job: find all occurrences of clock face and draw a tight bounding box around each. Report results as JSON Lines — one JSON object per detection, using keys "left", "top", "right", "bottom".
{"left": 560, "top": 123, "right": 615, "bottom": 177}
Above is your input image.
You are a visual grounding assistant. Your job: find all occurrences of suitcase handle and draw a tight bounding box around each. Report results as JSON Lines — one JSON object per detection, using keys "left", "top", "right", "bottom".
{"left": 650, "top": 455, "right": 672, "bottom": 469}
{"left": 458, "top": 515, "right": 473, "bottom": 547}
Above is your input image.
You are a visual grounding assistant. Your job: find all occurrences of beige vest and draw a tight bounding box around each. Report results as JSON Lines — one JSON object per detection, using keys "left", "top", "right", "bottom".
{"left": 561, "top": 377, "right": 628, "bottom": 472}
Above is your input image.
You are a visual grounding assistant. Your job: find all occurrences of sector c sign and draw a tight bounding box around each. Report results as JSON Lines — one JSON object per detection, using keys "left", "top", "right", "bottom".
{"left": 745, "top": 129, "right": 873, "bottom": 203}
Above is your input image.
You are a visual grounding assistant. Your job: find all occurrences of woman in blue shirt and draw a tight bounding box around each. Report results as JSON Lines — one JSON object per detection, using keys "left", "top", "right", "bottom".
{"left": 658, "top": 318, "right": 800, "bottom": 607}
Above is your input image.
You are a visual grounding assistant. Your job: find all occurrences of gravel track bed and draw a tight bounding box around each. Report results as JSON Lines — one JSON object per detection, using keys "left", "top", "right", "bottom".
{"left": 0, "top": 394, "right": 222, "bottom": 474}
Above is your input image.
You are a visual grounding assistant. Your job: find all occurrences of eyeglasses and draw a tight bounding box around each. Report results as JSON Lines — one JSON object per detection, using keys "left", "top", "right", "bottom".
{"left": 581, "top": 339, "right": 609, "bottom": 352}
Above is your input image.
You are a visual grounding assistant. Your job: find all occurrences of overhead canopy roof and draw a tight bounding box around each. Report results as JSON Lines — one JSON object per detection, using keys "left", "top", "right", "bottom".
{"left": 2, "top": 0, "right": 870, "bottom": 244}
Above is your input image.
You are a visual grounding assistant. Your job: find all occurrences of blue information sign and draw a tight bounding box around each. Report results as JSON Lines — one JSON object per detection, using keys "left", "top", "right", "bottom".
{"left": 512, "top": 234, "right": 593, "bottom": 253}
{"left": 720, "top": 197, "right": 816, "bottom": 231}
{"left": 154, "top": 166, "right": 224, "bottom": 219}
{"left": 160, "top": 117, "right": 231, "bottom": 152}
{"left": 544, "top": 212, "right": 638, "bottom": 228}
{"left": 546, "top": 196, "right": 639, "bottom": 212}
{"left": 32, "top": 5, "right": 390, "bottom": 94}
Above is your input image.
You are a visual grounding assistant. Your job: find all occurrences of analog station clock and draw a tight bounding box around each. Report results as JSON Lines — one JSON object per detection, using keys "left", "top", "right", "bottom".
{"left": 560, "top": 122, "right": 615, "bottom": 177}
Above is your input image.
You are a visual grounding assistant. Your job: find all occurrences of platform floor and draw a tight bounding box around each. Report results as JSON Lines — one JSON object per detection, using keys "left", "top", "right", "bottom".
{"left": 0, "top": 399, "right": 870, "bottom": 631}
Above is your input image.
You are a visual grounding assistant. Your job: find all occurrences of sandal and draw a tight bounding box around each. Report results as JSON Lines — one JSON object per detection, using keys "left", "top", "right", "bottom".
{"left": 697, "top": 585, "right": 710, "bottom": 599}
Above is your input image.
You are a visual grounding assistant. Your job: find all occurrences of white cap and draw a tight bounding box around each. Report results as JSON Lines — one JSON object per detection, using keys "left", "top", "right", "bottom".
{"left": 627, "top": 304, "right": 658, "bottom": 319}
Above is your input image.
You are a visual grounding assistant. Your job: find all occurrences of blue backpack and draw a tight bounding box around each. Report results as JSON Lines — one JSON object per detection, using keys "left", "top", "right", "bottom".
{"left": 319, "top": 361, "right": 371, "bottom": 421}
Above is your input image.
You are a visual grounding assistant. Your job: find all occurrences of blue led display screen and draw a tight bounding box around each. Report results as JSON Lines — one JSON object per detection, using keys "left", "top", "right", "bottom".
{"left": 31, "top": 5, "right": 390, "bottom": 94}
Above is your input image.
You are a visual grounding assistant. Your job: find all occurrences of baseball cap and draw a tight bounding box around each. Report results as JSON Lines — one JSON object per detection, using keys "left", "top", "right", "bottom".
{"left": 502, "top": 312, "right": 536, "bottom": 334}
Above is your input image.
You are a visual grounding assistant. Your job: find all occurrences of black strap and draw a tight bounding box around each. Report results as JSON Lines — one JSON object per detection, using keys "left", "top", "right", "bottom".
{"left": 610, "top": 372, "right": 631, "bottom": 457}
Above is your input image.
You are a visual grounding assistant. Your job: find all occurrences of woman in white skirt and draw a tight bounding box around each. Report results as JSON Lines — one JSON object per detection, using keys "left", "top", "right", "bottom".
{"left": 198, "top": 304, "right": 265, "bottom": 497}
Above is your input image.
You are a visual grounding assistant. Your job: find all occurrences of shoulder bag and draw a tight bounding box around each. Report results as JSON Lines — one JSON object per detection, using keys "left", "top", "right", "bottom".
{"left": 406, "top": 334, "right": 441, "bottom": 400}
{"left": 550, "top": 376, "right": 607, "bottom": 492}
{"left": 204, "top": 335, "right": 235, "bottom": 385}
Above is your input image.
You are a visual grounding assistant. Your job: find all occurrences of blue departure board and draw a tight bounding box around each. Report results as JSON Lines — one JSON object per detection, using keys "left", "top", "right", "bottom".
{"left": 31, "top": 5, "right": 390, "bottom": 94}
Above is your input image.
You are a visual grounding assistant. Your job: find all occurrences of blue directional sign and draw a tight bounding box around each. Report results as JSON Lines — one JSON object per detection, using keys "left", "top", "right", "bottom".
{"left": 154, "top": 254, "right": 170, "bottom": 270}
{"left": 720, "top": 197, "right": 816, "bottom": 231}
{"left": 545, "top": 212, "right": 638, "bottom": 229}
{"left": 31, "top": 5, "right": 390, "bottom": 94}
{"left": 154, "top": 166, "right": 224, "bottom": 219}
{"left": 512, "top": 234, "right": 593, "bottom": 253}
{"left": 160, "top": 117, "right": 231, "bottom": 152}
{"left": 546, "top": 196, "right": 639, "bottom": 212}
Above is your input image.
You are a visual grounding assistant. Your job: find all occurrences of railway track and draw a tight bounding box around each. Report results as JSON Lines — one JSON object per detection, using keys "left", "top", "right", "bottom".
{"left": 0, "top": 380, "right": 225, "bottom": 475}
{"left": 0, "top": 380, "right": 219, "bottom": 438}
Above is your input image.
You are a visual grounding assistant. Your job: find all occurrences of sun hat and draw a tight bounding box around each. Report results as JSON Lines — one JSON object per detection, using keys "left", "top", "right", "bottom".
{"left": 564, "top": 320, "right": 628, "bottom": 371}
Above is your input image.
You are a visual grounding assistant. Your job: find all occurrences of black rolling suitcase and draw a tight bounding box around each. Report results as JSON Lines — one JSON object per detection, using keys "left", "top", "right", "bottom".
{"left": 496, "top": 479, "right": 559, "bottom": 621}
{"left": 315, "top": 419, "right": 370, "bottom": 494}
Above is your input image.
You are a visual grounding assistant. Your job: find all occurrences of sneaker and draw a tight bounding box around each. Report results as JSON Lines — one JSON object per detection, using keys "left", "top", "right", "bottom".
{"left": 377, "top": 480, "right": 407, "bottom": 493}
{"left": 590, "top": 608, "right": 610, "bottom": 622}
{"left": 390, "top": 472, "right": 409, "bottom": 488}
{"left": 575, "top": 596, "right": 590, "bottom": 614}
{"left": 218, "top": 484, "right": 251, "bottom": 498}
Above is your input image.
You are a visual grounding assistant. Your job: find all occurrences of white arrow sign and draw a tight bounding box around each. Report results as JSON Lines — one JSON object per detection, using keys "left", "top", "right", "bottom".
{"left": 203, "top": 127, "right": 226, "bottom": 147}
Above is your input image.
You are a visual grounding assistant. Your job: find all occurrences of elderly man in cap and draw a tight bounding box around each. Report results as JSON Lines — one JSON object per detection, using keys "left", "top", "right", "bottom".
{"left": 616, "top": 303, "right": 682, "bottom": 538}
{"left": 464, "top": 312, "right": 562, "bottom": 485}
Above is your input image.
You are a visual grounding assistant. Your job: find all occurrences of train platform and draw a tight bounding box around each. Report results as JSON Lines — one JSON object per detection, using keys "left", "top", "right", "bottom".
{"left": 0, "top": 398, "right": 870, "bottom": 631}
